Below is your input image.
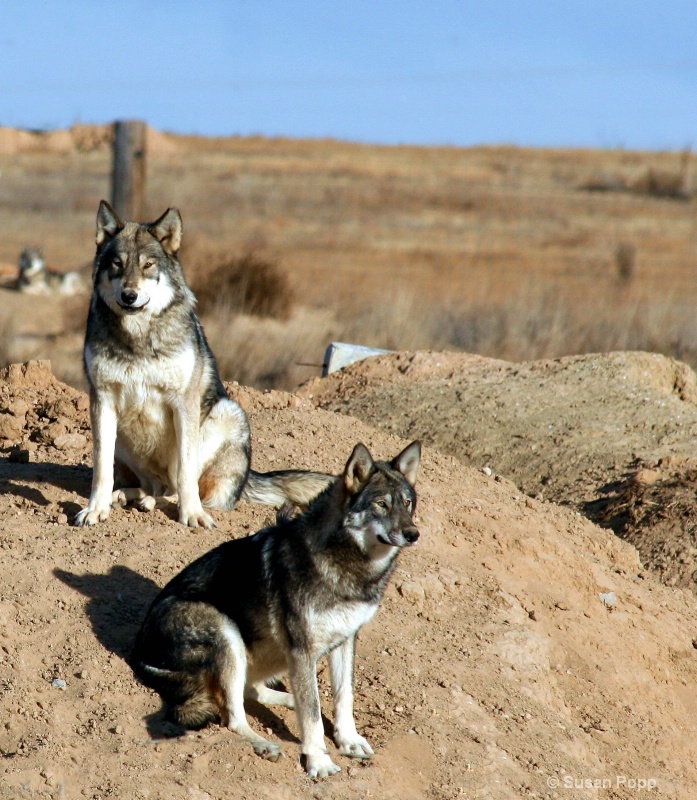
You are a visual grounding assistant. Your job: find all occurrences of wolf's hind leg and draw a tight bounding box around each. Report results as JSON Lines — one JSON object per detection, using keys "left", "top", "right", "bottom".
{"left": 198, "top": 398, "right": 251, "bottom": 511}
{"left": 217, "top": 624, "right": 282, "bottom": 761}
{"left": 246, "top": 681, "right": 295, "bottom": 709}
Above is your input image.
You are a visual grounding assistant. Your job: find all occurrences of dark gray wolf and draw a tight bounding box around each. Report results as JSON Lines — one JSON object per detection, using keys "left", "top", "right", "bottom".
{"left": 16, "top": 247, "right": 86, "bottom": 295}
{"left": 75, "top": 200, "right": 332, "bottom": 528}
{"left": 131, "top": 440, "right": 421, "bottom": 778}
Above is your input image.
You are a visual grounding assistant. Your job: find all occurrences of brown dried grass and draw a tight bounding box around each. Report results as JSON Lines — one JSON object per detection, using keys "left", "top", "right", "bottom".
{"left": 2, "top": 133, "right": 697, "bottom": 390}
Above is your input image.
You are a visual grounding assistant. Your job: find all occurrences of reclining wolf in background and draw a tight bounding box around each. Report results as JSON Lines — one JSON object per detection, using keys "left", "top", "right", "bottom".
{"left": 76, "top": 200, "right": 332, "bottom": 528}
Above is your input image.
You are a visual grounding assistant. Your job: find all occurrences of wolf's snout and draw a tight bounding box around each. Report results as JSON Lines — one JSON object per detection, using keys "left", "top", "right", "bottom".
{"left": 121, "top": 290, "right": 138, "bottom": 306}
{"left": 403, "top": 526, "right": 419, "bottom": 544}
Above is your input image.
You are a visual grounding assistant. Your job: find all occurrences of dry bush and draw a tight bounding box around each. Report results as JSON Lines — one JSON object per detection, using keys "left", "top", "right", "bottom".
{"left": 579, "top": 172, "right": 628, "bottom": 193}
{"left": 201, "top": 306, "right": 335, "bottom": 389}
{"left": 629, "top": 168, "right": 690, "bottom": 200}
{"left": 615, "top": 242, "right": 637, "bottom": 283}
{"left": 188, "top": 247, "right": 294, "bottom": 320}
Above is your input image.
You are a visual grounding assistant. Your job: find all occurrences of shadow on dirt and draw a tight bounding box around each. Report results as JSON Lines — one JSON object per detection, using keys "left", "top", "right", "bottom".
{"left": 54, "top": 564, "right": 301, "bottom": 745}
{"left": 0, "top": 459, "right": 90, "bottom": 501}
{"left": 54, "top": 565, "right": 159, "bottom": 661}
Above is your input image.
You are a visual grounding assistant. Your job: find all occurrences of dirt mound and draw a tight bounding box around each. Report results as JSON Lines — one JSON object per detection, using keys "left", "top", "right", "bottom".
{"left": 0, "top": 363, "right": 697, "bottom": 800}
{"left": 302, "top": 349, "right": 697, "bottom": 593}
{"left": 2, "top": 360, "right": 697, "bottom": 798}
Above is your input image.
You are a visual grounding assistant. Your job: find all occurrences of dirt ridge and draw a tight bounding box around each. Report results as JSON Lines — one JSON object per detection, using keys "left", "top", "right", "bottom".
{"left": 1, "top": 358, "right": 697, "bottom": 798}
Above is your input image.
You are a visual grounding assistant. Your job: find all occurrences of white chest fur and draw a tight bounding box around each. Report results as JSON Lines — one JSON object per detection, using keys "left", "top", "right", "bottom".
{"left": 307, "top": 601, "right": 378, "bottom": 657}
{"left": 85, "top": 344, "right": 197, "bottom": 469}
{"left": 86, "top": 344, "right": 195, "bottom": 409}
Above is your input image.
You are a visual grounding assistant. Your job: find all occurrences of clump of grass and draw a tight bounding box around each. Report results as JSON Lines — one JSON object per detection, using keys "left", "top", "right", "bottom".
{"left": 190, "top": 249, "right": 294, "bottom": 320}
{"left": 202, "top": 306, "right": 335, "bottom": 389}
{"left": 615, "top": 242, "right": 637, "bottom": 283}
{"left": 580, "top": 150, "right": 692, "bottom": 200}
{"left": 629, "top": 168, "right": 690, "bottom": 200}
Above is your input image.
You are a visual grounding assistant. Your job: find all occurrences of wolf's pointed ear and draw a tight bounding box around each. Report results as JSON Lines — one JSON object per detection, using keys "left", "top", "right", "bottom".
{"left": 96, "top": 200, "right": 124, "bottom": 246}
{"left": 391, "top": 441, "right": 421, "bottom": 487}
{"left": 148, "top": 208, "right": 183, "bottom": 255}
{"left": 344, "top": 443, "right": 375, "bottom": 495}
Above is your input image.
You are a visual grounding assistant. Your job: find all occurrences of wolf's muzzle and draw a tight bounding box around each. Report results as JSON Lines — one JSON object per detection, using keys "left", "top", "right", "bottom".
{"left": 402, "top": 525, "right": 420, "bottom": 545}
{"left": 121, "top": 290, "right": 139, "bottom": 306}
{"left": 119, "top": 289, "right": 149, "bottom": 311}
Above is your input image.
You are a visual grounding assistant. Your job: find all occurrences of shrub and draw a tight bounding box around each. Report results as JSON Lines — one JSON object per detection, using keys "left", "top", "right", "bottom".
{"left": 191, "top": 251, "right": 294, "bottom": 320}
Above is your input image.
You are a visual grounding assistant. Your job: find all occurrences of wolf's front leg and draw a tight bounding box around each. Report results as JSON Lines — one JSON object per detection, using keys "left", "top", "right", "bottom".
{"left": 330, "top": 636, "right": 374, "bottom": 759}
{"left": 173, "top": 399, "right": 215, "bottom": 529}
{"left": 75, "top": 394, "right": 118, "bottom": 526}
{"left": 288, "top": 650, "right": 341, "bottom": 778}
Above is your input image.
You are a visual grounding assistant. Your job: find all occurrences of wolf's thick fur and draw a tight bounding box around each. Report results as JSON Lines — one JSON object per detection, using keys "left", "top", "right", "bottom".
{"left": 75, "top": 201, "right": 332, "bottom": 528}
{"left": 131, "top": 440, "right": 421, "bottom": 778}
{"left": 16, "top": 247, "right": 86, "bottom": 295}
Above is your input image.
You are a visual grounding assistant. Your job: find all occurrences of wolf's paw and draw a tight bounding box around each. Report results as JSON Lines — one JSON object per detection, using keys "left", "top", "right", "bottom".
{"left": 74, "top": 504, "right": 111, "bottom": 526}
{"left": 136, "top": 495, "right": 157, "bottom": 512}
{"left": 336, "top": 734, "right": 374, "bottom": 759}
{"left": 111, "top": 490, "right": 127, "bottom": 508}
{"left": 179, "top": 507, "right": 216, "bottom": 529}
{"left": 252, "top": 741, "right": 283, "bottom": 762}
{"left": 303, "top": 752, "right": 342, "bottom": 779}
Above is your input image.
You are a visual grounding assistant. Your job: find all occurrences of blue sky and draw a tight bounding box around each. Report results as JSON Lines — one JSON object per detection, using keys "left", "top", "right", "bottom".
{"left": 2, "top": 1, "right": 696, "bottom": 150}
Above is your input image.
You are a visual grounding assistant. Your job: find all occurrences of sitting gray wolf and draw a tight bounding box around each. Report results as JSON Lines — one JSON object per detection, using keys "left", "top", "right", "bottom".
{"left": 131, "top": 440, "right": 421, "bottom": 778}
{"left": 16, "top": 247, "right": 86, "bottom": 295}
{"left": 75, "top": 200, "right": 332, "bottom": 528}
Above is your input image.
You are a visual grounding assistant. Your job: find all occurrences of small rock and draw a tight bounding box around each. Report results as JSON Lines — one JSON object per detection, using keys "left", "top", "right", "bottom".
{"left": 482, "top": 466, "right": 493, "bottom": 476}
{"left": 55, "top": 513, "right": 69, "bottom": 525}
{"left": 7, "top": 399, "right": 29, "bottom": 418}
{"left": 599, "top": 591, "right": 617, "bottom": 608}
{"left": 397, "top": 581, "right": 426, "bottom": 606}
{"left": 0, "top": 413, "right": 24, "bottom": 441}
{"left": 53, "top": 432, "right": 87, "bottom": 451}
{"left": 632, "top": 468, "right": 661, "bottom": 486}
{"left": 52, "top": 678, "right": 67, "bottom": 689}
{"left": 34, "top": 421, "right": 66, "bottom": 444}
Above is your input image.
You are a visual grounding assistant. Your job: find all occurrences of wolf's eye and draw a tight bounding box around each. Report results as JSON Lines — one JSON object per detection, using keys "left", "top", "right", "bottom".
{"left": 112, "top": 258, "right": 122, "bottom": 268}
{"left": 375, "top": 499, "right": 388, "bottom": 509}
{"left": 405, "top": 498, "right": 413, "bottom": 511}
{"left": 144, "top": 261, "right": 154, "bottom": 269}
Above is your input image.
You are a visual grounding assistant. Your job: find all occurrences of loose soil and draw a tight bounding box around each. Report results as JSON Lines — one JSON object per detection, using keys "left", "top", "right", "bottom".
{"left": 2, "top": 356, "right": 697, "bottom": 799}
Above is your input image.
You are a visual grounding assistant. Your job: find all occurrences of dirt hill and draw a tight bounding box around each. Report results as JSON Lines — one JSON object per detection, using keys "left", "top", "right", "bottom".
{"left": 302, "top": 349, "right": 697, "bottom": 594}
{"left": 2, "top": 358, "right": 697, "bottom": 799}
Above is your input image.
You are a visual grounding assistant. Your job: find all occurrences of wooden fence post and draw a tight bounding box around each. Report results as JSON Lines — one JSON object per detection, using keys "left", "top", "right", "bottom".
{"left": 111, "top": 120, "right": 146, "bottom": 220}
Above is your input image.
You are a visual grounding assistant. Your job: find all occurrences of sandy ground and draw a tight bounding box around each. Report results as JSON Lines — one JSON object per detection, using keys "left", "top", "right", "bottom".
{"left": 2, "top": 356, "right": 697, "bottom": 799}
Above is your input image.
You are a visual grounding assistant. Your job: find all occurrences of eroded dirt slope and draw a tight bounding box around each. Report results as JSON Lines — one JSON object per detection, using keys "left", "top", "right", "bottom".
{"left": 302, "top": 350, "right": 697, "bottom": 593}
{"left": 1, "top": 361, "right": 697, "bottom": 798}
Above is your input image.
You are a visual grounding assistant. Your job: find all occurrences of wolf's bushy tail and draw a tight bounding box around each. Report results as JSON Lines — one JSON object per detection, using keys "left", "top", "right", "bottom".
{"left": 241, "top": 469, "right": 335, "bottom": 508}
{"left": 132, "top": 662, "right": 218, "bottom": 729}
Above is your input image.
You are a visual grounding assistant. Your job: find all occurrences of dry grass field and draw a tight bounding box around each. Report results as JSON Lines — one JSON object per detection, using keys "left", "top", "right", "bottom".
{"left": 0, "top": 124, "right": 696, "bottom": 388}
